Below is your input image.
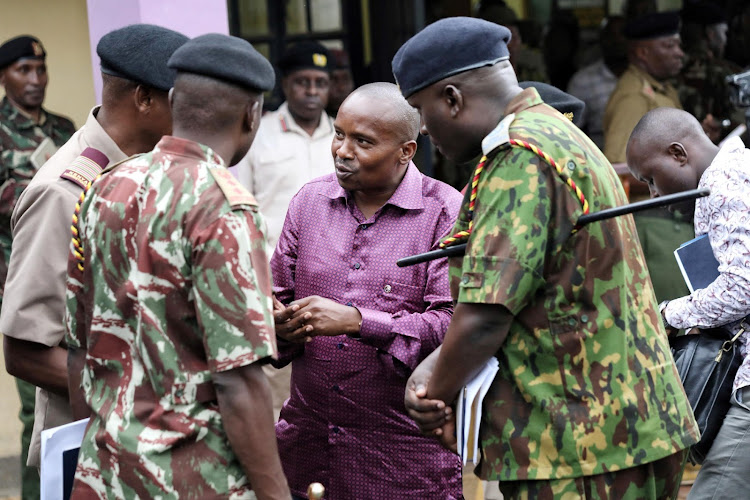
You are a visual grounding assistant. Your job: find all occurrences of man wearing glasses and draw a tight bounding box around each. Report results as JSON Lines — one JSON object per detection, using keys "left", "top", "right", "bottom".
{"left": 234, "top": 40, "right": 335, "bottom": 421}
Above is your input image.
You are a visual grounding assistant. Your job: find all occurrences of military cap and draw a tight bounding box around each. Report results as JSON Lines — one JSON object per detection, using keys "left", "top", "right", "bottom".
{"left": 392, "top": 17, "right": 511, "bottom": 98}
{"left": 682, "top": 2, "right": 727, "bottom": 26}
{"left": 278, "top": 41, "right": 332, "bottom": 77}
{"left": 623, "top": 11, "right": 681, "bottom": 41}
{"left": 168, "top": 34, "right": 275, "bottom": 92}
{"left": 519, "top": 81, "right": 585, "bottom": 127}
{"left": 97, "top": 24, "right": 188, "bottom": 92}
{"left": 0, "top": 35, "right": 45, "bottom": 69}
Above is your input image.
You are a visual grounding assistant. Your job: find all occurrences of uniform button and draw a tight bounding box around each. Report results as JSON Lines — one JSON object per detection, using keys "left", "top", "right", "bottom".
{"left": 336, "top": 342, "right": 344, "bottom": 349}
{"left": 568, "top": 318, "right": 577, "bottom": 326}
{"left": 461, "top": 275, "right": 469, "bottom": 284}
{"left": 174, "top": 389, "right": 184, "bottom": 397}
{"left": 332, "top": 426, "right": 340, "bottom": 434}
{"left": 353, "top": 262, "right": 361, "bottom": 270}
{"left": 346, "top": 301, "right": 353, "bottom": 306}
{"left": 567, "top": 160, "right": 576, "bottom": 171}
{"left": 580, "top": 315, "right": 588, "bottom": 323}
{"left": 383, "top": 284, "right": 392, "bottom": 293}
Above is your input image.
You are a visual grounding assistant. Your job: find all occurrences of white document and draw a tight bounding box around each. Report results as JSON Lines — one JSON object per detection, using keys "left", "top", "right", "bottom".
{"left": 456, "top": 357, "right": 499, "bottom": 466}
{"left": 40, "top": 418, "right": 89, "bottom": 500}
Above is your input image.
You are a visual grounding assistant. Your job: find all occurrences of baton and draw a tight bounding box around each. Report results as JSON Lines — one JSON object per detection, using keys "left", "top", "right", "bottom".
{"left": 396, "top": 188, "right": 710, "bottom": 267}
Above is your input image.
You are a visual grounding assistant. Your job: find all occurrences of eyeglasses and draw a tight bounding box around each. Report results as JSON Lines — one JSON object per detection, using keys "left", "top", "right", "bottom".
{"left": 291, "top": 77, "right": 330, "bottom": 90}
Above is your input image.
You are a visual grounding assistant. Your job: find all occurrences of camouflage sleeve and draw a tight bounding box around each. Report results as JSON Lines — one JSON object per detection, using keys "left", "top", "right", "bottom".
{"left": 269, "top": 196, "right": 306, "bottom": 367}
{"left": 457, "top": 149, "right": 566, "bottom": 314}
{"left": 192, "top": 208, "right": 278, "bottom": 373}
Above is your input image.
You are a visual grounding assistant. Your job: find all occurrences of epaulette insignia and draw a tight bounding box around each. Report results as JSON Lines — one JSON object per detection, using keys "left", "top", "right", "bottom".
{"left": 209, "top": 168, "right": 258, "bottom": 208}
{"left": 60, "top": 148, "right": 109, "bottom": 189}
{"left": 564, "top": 112, "right": 574, "bottom": 122}
{"left": 641, "top": 80, "right": 655, "bottom": 99}
{"left": 482, "top": 113, "right": 516, "bottom": 156}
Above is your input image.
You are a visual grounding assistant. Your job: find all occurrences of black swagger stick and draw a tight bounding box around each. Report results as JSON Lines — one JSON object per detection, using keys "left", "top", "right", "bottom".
{"left": 397, "top": 188, "right": 710, "bottom": 268}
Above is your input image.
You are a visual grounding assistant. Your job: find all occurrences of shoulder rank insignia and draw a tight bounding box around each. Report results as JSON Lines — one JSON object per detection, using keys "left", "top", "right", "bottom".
{"left": 209, "top": 167, "right": 258, "bottom": 208}
{"left": 60, "top": 147, "right": 109, "bottom": 189}
{"left": 482, "top": 113, "right": 516, "bottom": 156}
{"left": 641, "top": 80, "right": 656, "bottom": 99}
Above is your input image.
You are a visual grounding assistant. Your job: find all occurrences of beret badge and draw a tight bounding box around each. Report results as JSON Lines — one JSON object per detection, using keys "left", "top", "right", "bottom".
{"left": 31, "top": 41, "right": 44, "bottom": 57}
{"left": 312, "top": 53, "right": 327, "bottom": 68}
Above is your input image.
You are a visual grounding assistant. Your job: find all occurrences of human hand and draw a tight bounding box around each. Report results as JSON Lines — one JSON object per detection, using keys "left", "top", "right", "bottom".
{"left": 404, "top": 348, "right": 452, "bottom": 437}
{"left": 273, "top": 296, "right": 312, "bottom": 343}
{"left": 288, "top": 295, "right": 361, "bottom": 337}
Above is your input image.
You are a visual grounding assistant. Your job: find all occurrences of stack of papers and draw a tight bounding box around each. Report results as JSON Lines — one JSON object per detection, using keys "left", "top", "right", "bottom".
{"left": 40, "top": 418, "right": 89, "bottom": 500}
{"left": 456, "top": 358, "right": 499, "bottom": 465}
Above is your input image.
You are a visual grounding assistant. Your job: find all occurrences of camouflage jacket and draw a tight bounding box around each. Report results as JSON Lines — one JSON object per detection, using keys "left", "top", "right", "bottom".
{"left": 677, "top": 48, "right": 744, "bottom": 127}
{"left": 450, "top": 88, "right": 699, "bottom": 481}
{"left": 0, "top": 96, "right": 75, "bottom": 299}
{"left": 65, "top": 136, "right": 278, "bottom": 498}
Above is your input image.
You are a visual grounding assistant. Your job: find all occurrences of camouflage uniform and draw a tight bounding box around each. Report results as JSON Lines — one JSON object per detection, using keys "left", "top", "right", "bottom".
{"left": 0, "top": 95, "right": 75, "bottom": 302}
{"left": 677, "top": 48, "right": 744, "bottom": 134}
{"left": 449, "top": 88, "right": 699, "bottom": 496}
{"left": 64, "top": 136, "right": 278, "bottom": 498}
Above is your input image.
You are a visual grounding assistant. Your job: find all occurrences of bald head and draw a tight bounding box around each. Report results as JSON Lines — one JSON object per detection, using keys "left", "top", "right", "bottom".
{"left": 626, "top": 107, "right": 718, "bottom": 200}
{"left": 344, "top": 82, "right": 420, "bottom": 143}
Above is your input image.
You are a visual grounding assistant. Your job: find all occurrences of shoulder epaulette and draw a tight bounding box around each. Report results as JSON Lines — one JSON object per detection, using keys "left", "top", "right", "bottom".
{"left": 101, "top": 153, "right": 143, "bottom": 174}
{"left": 481, "top": 113, "right": 516, "bottom": 156}
{"left": 209, "top": 167, "right": 258, "bottom": 208}
{"left": 60, "top": 147, "right": 109, "bottom": 189}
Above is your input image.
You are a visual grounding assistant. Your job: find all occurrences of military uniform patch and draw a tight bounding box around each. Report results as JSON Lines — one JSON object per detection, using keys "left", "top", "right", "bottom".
{"left": 60, "top": 147, "right": 109, "bottom": 189}
{"left": 209, "top": 167, "right": 258, "bottom": 208}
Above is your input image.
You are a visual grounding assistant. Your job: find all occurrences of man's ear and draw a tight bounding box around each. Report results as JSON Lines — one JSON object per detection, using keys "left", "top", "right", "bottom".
{"left": 400, "top": 140, "right": 418, "bottom": 164}
{"left": 442, "top": 84, "right": 464, "bottom": 118}
{"left": 134, "top": 84, "right": 153, "bottom": 113}
{"left": 668, "top": 142, "right": 688, "bottom": 165}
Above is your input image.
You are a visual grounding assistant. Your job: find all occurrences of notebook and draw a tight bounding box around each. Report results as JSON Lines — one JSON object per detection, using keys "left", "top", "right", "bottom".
{"left": 456, "top": 357, "right": 499, "bottom": 466}
{"left": 674, "top": 234, "right": 720, "bottom": 293}
{"left": 40, "top": 418, "right": 89, "bottom": 500}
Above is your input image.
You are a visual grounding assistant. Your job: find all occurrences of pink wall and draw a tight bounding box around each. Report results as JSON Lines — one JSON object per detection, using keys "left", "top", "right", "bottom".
{"left": 86, "top": 0, "right": 229, "bottom": 102}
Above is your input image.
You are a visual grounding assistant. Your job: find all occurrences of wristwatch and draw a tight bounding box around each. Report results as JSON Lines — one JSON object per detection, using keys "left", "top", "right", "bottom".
{"left": 658, "top": 300, "right": 672, "bottom": 330}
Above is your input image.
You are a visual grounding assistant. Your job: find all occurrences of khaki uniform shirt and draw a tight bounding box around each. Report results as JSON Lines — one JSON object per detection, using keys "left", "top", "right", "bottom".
{"left": 0, "top": 107, "right": 126, "bottom": 467}
{"left": 232, "top": 102, "right": 335, "bottom": 252}
{"left": 603, "top": 64, "right": 682, "bottom": 163}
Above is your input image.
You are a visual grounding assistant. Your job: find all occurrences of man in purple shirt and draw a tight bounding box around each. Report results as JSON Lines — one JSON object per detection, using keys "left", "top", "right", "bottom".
{"left": 271, "top": 82, "right": 463, "bottom": 499}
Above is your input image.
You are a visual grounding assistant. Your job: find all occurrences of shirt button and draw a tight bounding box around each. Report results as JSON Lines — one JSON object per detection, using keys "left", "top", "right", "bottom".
{"left": 461, "top": 276, "right": 469, "bottom": 284}
{"left": 336, "top": 342, "right": 344, "bottom": 350}
{"left": 580, "top": 314, "right": 588, "bottom": 323}
{"left": 360, "top": 224, "right": 369, "bottom": 230}
{"left": 383, "top": 284, "right": 392, "bottom": 293}
{"left": 567, "top": 160, "right": 576, "bottom": 171}
{"left": 346, "top": 301, "right": 353, "bottom": 306}
{"left": 568, "top": 318, "right": 577, "bottom": 326}
{"left": 332, "top": 426, "right": 340, "bottom": 434}
{"left": 353, "top": 262, "right": 361, "bottom": 270}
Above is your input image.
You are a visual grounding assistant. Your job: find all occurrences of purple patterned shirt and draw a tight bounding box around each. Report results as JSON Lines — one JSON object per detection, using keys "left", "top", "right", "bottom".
{"left": 665, "top": 137, "right": 750, "bottom": 393}
{"left": 271, "top": 163, "right": 463, "bottom": 499}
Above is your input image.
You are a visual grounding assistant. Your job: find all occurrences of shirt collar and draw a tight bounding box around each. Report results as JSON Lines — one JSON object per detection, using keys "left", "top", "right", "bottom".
{"left": 1, "top": 96, "right": 48, "bottom": 128}
{"left": 86, "top": 106, "right": 127, "bottom": 164}
{"left": 321, "top": 161, "right": 425, "bottom": 210}
{"left": 715, "top": 136, "right": 745, "bottom": 162}
{"left": 628, "top": 64, "right": 671, "bottom": 95}
{"left": 277, "top": 101, "right": 334, "bottom": 139}
{"left": 154, "top": 135, "right": 225, "bottom": 167}
{"left": 503, "top": 87, "right": 544, "bottom": 116}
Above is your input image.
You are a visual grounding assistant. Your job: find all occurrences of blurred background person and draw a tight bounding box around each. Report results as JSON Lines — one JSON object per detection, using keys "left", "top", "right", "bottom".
{"left": 325, "top": 48, "right": 354, "bottom": 117}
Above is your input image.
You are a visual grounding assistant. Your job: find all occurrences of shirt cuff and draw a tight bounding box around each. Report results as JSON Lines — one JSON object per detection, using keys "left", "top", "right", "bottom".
{"left": 358, "top": 307, "right": 394, "bottom": 344}
{"left": 664, "top": 296, "right": 689, "bottom": 329}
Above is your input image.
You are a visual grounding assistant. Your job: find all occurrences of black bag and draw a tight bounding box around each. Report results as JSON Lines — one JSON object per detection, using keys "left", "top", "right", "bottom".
{"left": 669, "top": 321, "right": 747, "bottom": 464}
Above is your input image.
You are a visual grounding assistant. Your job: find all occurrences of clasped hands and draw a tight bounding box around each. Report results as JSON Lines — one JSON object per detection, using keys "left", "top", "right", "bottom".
{"left": 273, "top": 295, "right": 362, "bottom": 343}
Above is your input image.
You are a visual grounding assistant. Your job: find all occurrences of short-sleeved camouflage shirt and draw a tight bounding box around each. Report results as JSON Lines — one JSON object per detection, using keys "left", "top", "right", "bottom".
{"left": 450, "top": 88, "right": 699, "bottom": 481}
{"left": 65, "top": 136, "right": 278, "bottom": 498}
{"left": 0, "top": 96, "right": 75, "bottom": 301}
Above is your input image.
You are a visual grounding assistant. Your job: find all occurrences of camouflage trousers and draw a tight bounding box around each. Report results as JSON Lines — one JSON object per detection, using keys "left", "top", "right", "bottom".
{"left": 498, "top": 450, "right": 688, "bottom": 500}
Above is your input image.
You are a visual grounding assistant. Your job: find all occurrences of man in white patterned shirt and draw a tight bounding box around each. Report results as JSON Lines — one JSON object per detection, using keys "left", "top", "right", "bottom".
{"left": 626, "top": 106, "right": 750, "bottom": 497}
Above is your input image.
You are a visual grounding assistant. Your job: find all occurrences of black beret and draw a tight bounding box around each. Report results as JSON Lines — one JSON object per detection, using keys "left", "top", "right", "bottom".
{"left": 0, "top": 35, "right": 45, "bottom": 69}
{"left": 682, "top": 2, "right": 727, "bottom": 26}
{"left": 623, "top": 11, "right": 681, "bottom": 41}
{"left": 168, "top": 34, "right": 275, "bottom": 92}
{"left": 278, "top": 41, "right": 332, "bottom": 76}
{"left": 392, "top": 17, "right": 511, "bottom": 98}
{"left": 519, "top": 81, "right": 585, "bottom": 127}
{"left": 97, "top": 24, "right": 188, "bottom": 92}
